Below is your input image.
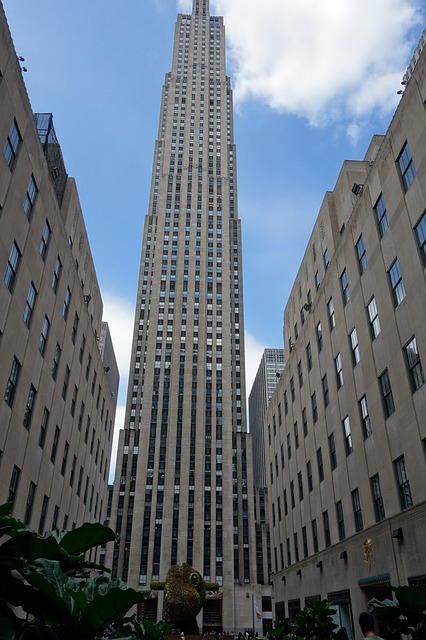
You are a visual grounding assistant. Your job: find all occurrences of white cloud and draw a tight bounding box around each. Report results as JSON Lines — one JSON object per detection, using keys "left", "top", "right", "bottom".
{"left": 211, "top": 0, "right": 423, "bottom": 126}
{"left": 102, "top": 291, "right": 134, "bottom": 391}
{"left": 177, "top": 0, "right": 192, "bottom": 11}
{"left": 245, "top": 331, "right": 267, "bottom": 398}
{"left": 102, "top": 292, "right": 134, "bottom": 483}
{"left": 108, "top": 403, "right": 125, "bottom": 483}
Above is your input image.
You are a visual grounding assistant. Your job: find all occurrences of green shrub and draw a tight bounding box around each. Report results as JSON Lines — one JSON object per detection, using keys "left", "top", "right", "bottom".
{"left": 0, "top": 502, "right": 171, "bottom": 640}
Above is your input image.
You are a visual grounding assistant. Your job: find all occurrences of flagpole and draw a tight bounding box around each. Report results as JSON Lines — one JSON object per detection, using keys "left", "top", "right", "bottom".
{"left": 252, "top": 594, "right": 255, "bottom": 634}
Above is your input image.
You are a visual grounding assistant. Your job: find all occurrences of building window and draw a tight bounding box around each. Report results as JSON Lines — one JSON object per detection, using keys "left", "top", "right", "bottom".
{"left": 24, "top": 481, "right": 37, "bottom": 525}
{"left": 311, "top": 391, "right": 318, "bottom": 423}
{"left": 51, "top": 343, "right": 61, "bottom": 380}
{"left": 39, "top": 316, "right": 50, "bottom": 355}
{"left": 4, "top": 356, "right": 21, "bottom": 407}
{"left": 23, "top": 282, "right": 37, "bottom": 328}
{"left": 335, "top": 352, "right": 344, "bottom": 388}
{"left": 336, "top": 500, "right": 345, "bottom": 541}
{"left": 3, "top": 118, "right": 21, "bottom": 169}
{"left": 340, "top": 268, "right": 350, "bottom": 305}
{"left": 367, "top": 297, "right": 381, "bottom": 339}
{"left": 70, "top": 385, "right": 78, "bottom": 416}
{"left": 306, "top": 342, "right": 313, "bottom": 371}
{"left": 62, "top": 287, "right": 71, "bottom": 320}
{"left": 52, "top": 257, "right": 62, "bottom": 292}
{"left": 374, "top": 193, "right": 389, "bottom": 237}
{"left": 397, "top": 141, "right": 416, "bottom": 192}
{"left": 415, "top": 210, "right": 426, "bottom": 267}
{"left": 316, "top": 322, "right": 323, "bottom": 353}
{"left": 71, "top": 313, "right": 79, "bottom": 345}
{"left": 351, "top": 488, "right": 363, "bottom": 532}
{"left": 359, "top": 395, "right": 372, "bottom": 438}
{"left": 379, "top": 369, "right": 395, "bottom": 418}
{"left": 312, "top": 519, "right": 318, "bottom": 553}
{"left": 327, "top": 297, "right": 335, "bottom": 330}
{"left": 290, "top": 377, "right": 295, "bottom": 402}
{"left": 8, "top": 465, "right": 21, "bottom": 503}
{"left": 23, "top": 174, "right": 38, "bottom": 219}
{"left": 315, "top": 270, "right": 320, "bottom": 290}
{"left": 23, "top": 384, "right": 37, "bottom": 430}
{"left": 350, "top": 328, "right": 360, "bottom": 365}
{"left": 51, "top": 426, "right": 60, "bottom": 463}
{"left": 287, "top": 434, "right": 291, "bottom": 460}
{"left": 307, "top": 460, "right": 313, "bottom": 492}
{"left": 317, "top": 448, "right": 324, "bottom": 482}
{"left": 370, "top": 474, "right": 385, "bottom": 522}
{"left": 322, "top": 374, "right": 329, "bottom": 407}
{"left": 39, "top": 220, "right": 51, "bottom": 260}
{"left": 61, "top": 441, "right": 69, "bottom": 476}
{"left": 39, "top": 408, "right": 49, "bottom": 448}
{"left": 328, "top": 433, "right": 337, "bottom": 470}
{"left": 38, "top": 495, "right": 49, "bottom": 534}
{"left": 323, "top": 248, "right": 329, "bottom": 270}
{"left": 298, "top": 360, "right": 303, "bottom": 387}
{"left": 298, "top": 471, "right": 303, "bottom": 501}
{"left": 4, "top": 241, "right": 21, "bottom": 292}
{"left": 388, "top": 259, "right": 406, "bottom": 307}
{"left": 355, "top": 235, "right": 368, "bottom": 274}
{"left": 323, "top": 510, "right": 331, "bottom": 547}
{"left": 342, "top": 416, "right": 353, "bottom": 455}
{"left": 404, "top": 336, "right": 425, "bottom": 392}
{"left": 394, "top": 455, "right": 413, "bottom": 510}
{"left": 62, "top": 366, "right": 70, "bottom": 400}
{"left": 302, "top": 407, "right": 308, "bottom": 437}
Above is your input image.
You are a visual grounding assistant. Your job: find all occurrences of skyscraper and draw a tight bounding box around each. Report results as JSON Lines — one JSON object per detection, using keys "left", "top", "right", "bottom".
{"left": 249, "top": 350, "right": 285, "bottom": 490}
{"left": 107, "top": 0, "right": 259, "bottom": 632}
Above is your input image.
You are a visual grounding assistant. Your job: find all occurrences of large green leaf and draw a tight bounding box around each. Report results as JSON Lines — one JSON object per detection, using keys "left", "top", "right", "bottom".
{"left": 0, "top": 531, "right": 61, "bottom": 563}
{"left": 80, "top": 587, "right": 148, "bottom": 634}
{"left": 129, "top": 615, "right": 172, "bottom": 640}
{"left": 392, "top": 584, "right": 426, "bottom": 614}
{"left": 22, "top": 560, "right": 77, "bottom": 618}
{"left": 60, "top": 522, "right": 116, "bottom": 556}
{"left": 0, "top": 505, "right": 30, "bottom": 540}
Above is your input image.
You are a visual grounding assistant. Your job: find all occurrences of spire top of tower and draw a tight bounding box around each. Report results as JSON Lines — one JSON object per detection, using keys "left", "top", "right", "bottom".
{"left": 192, "top": 0, "right": 210, "bottom": 16}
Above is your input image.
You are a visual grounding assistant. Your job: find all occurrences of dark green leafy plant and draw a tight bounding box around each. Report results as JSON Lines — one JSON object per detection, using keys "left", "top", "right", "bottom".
{"left": 0, "top": 502, "right": 171, "bottom": 640}
{"left": 268, "top": 599, "right": 348, "bottom": 640}
{"left": 368, "top": 583, "right": 426, "bottom": 640}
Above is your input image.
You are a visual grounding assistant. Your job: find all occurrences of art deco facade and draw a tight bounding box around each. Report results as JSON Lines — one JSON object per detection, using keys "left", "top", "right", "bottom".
{"left": 0, "top": 2, "right": 118, "bottom": 534}
{"left": 107, "top": 0, "right": 258, "bottom": 632}
{"left": 264, "top": 40, "right": 426, "bottom": 638}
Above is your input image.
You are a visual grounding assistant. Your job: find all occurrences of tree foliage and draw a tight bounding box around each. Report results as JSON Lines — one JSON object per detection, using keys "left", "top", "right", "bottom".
{"left": 267, "top": 599, "right": 348, "bottom": 640}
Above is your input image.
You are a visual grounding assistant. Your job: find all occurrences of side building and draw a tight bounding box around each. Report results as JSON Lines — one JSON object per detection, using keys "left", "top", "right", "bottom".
{"left": 265, "top": 40, "right": 426, "bottom": 637}
{"left": 0, "top": 3, "right": 118, "bottom": 533}
{"left": 249, "top": 349, "right": 285, "bottom": 634}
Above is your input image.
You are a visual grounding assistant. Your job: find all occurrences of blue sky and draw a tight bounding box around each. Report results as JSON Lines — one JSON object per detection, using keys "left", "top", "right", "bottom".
{"left": 3, "top": 0, "right": 424, "bottom": 466}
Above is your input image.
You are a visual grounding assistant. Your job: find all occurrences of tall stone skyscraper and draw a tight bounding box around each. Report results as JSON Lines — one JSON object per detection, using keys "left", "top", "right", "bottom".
{"left": 108, "top": 0, "right": 259, "bottom": 632}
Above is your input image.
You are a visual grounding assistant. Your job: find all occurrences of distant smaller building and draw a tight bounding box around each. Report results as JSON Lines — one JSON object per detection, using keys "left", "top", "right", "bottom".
{"left": 249, "top": 349, "right": 285, "bottom": 633}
